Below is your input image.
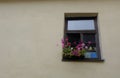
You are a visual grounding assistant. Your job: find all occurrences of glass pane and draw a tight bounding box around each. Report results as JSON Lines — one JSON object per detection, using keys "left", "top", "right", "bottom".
{"left": 83, "top": 33, "right": 96, "bottom": 52}
{"left": 67, "top": 20, "right": 95, "bottom": 30}
{"left": 83, "top": 33, "right": 95, "bottom": 43}
{"left": 67, "top": 33, "right": 80, "bottom": 47}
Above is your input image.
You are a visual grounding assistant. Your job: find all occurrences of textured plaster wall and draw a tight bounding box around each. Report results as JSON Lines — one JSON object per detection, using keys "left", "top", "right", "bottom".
{"left": 0, "top": 0, "right": 120, "bottom": 78}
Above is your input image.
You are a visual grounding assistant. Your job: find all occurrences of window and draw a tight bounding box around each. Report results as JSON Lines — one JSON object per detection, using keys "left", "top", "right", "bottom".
{"left": 63, "top": 13, "right": 104, "bottom": 62}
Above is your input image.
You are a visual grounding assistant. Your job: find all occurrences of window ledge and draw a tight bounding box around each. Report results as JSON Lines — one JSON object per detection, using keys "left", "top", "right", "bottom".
{"left": 62, "top": 58, "right": 104, "bottom": 62}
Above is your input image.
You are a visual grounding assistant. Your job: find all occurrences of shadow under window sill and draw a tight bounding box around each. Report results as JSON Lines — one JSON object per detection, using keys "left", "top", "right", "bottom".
{"left": 62, "top": 58, "right": 104, "bottom": 62}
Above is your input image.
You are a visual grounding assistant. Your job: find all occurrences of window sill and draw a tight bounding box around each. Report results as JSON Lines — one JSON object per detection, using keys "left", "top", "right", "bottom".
{"left": 62, "top": 58, "right": 104, "bottom": 62}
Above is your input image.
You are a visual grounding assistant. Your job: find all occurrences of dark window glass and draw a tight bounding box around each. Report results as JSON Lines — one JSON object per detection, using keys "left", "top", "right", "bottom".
{"left": 67, "top": 33, "right": 80, "bottom": 43}
{"left": 83, "top": 33, "right": 95, "bottom": 43}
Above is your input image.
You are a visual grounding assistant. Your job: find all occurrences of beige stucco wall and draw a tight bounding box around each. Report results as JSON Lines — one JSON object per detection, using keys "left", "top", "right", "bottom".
{"left": 0, "top": 0, "right": 120, "bottom": 78}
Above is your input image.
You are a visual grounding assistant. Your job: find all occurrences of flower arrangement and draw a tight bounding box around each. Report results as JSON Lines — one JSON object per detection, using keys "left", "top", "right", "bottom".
{"left": 62, "top": 37, "right": 92, "bottom": 59}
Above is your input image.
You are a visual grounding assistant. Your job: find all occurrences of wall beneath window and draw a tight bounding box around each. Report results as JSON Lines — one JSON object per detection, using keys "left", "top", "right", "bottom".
{"left": 0, "top": 0, "right": 120, "bottom": 78}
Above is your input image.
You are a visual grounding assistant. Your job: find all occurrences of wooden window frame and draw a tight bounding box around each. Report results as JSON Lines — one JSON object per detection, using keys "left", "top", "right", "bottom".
{"left": 63, "top": 13, "right": 104, "bottom": 62}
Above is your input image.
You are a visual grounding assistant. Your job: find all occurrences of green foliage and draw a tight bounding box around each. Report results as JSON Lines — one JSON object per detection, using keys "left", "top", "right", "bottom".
{"left": 80, "top": 49, "right": 86, "bottom": 55}
{"left": 63, "top": 46, "right": 71, "bottom": 53}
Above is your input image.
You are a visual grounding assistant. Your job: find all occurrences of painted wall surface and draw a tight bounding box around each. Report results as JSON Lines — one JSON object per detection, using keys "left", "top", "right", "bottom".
{"left": 0, "top": 0, "right": 120, "bottom": 78}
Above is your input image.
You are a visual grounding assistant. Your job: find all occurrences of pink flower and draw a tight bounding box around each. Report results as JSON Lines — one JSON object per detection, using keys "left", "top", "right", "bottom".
{"left": 65, "top": 37, "right": 68, "bottom": 41}
{"left": 77, "top": 44, "right": 82, "bottom": 48}
{"left": 85, "top": 46, "right": 88, "bottom": 49}
{"left": 88, "top": 41, "right": 91, "bottom": 44}
{"left": 61, "top": 39, "right": 64, "bottom": 43}
{"left": 67, "top": 42, "right": 71, "bottom": 46}
{"left": 72, "top": 50, "right": 79, "bottom": 56}
{"left": 81, "top": 43, "right": 85, "bottom": 47}
{"left": 76, "top": 45, "right": 79, "bottom": 49}
{"left": 77, "top": 48, "right": 80, "bottom": 50}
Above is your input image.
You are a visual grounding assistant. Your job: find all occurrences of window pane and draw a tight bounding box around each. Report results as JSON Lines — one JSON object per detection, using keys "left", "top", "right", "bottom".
{"left": 83, "top": 33, "right": 95, "bottom": 43}
{"left": 67, "top": 33, "right": 80, "bottom": 47}
{"left": 83, "top": 33, "right": 96, "bottom": 52}
{"left": 67, "top": 20, "right": 95, "bottom": 30}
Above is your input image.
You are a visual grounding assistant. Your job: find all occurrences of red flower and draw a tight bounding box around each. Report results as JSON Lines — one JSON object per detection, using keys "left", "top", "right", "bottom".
{"left": 67, "top": 42, "right": 71, "bottom": 46}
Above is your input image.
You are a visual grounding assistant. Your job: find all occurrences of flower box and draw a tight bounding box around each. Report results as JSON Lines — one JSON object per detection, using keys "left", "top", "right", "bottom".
{"left": 62, "top": 37, "right": 93, "bottom": 60}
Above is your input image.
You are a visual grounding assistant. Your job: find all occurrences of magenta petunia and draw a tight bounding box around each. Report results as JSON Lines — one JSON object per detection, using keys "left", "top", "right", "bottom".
{"left": 88, "top": 41, "right": 92, "bottom": 44}
{"left": 72, "top": 50, "right": 79, "bottom": 56}
{"left": 67, "top": 42, "right": 71, "bottom": 46}
{"left": 61, "top": 39, "right": 65, "bottom": 48}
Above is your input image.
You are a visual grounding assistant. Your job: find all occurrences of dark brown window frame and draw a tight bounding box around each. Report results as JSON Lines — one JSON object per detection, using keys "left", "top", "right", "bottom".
{"left": 63, "top": 13, "right": 104, "bottom": 62}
